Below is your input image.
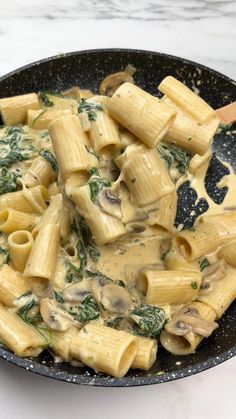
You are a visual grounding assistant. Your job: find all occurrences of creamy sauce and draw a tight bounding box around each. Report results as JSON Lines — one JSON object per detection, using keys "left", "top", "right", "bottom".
{"left": 0, "top": 82, "right": 235, "bottom": 378}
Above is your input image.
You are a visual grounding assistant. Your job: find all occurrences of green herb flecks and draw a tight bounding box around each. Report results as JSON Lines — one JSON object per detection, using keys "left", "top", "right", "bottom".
{"left": 78, "top": 99, "right": 103, "bottom": 121}
{"left": 130, "top": 304, "right": 166, "bottom": 339}
{"left": 79, "top": 219, "right": 100, "bottom": 263}
{"left": 31, "top": 109, "right": 47, "bottom": 127}
{"left": 88, "top": 167, "right": 99, "bottom": 176}
{"left": 65, "top": 261, "right": 82, "bottom": 283}
{"left": 66, "top": 218, "right": 100, "bottom": 279}
{"left": 17, "top": 299, "right": 39, "bottom": 324}
{"left": 0, "top": 167, "right": 21, "bottom": 195}
{"left": 0, "top": 246, "right": 10, "bottom": 264}
{"left": 219, "top": 122, "right": 232, "bottom": 131}
{"left": 70, "top": 295, "right": 99, "bottom": 323}
{"left": 199, "top": 258, "right": 210, "bottom": 272}
{"left": 191, "top": 281, "right": 198, "bottom": 289}
{"left": 39, "top": 149, "right": 58, "bottom": 172}
{"left": 0, "top": 126, "right": 38, "bottom": 169}
{"left": 35, "top": 326, "right": 52, "bottom": 346}
{"left": 88, "top": 175, "right": 111, "bottom": 204}
{"left": 104, "top": 316, "right": 124, "bottom": 329}
{"left": 157, "top": 143, "right": 190, "bottom": 182}
{"left": 39, "top": 91, "right": 66, "bottom": 107}
{"left": 53, "top": 291, "right": 65, "bottom": 304}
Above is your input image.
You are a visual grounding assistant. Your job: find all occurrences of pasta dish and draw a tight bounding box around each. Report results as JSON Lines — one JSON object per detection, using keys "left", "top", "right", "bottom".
{"left": 0, "top": 66, "right": 235, "bottom": 378}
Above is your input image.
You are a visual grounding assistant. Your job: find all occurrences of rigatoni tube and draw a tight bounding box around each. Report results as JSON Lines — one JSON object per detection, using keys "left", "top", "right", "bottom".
{"left": 0, "top": 93, "right": 40, "bottom": 125}
{"left": 0, "top": 264, "right": 30, "bottom": 307}
{"left": 28, "top": 108, "right": 72, "bottom": 129}
{"left": 8, "top": 230, "right": 34, "bottom": 273}
{"left": 70, "top": 322, "right": 137, "bottom": 378}
{"left": 0, "top": 208, "right": 39, "bottom": 234}
{"left": 197, "top": 267, "right": 236, "bottom": 318}
{"left": 72, "top": 185, "right": 126, "bottom": 245}
{"left": 115, "top": 145, "right": 174, "bottom": 207}
{"left": 48, "top": 114, "right": 96, "bottom": 178}
{"left": 173, "top": 223, "right": 220, "bottom": 261}
{"left": 200, "top": 212, "right": 236, "bottom": 244}
{"left": 24, "top": 224, "right": 60, "bottom": 280}
{"left": 51, "top": 327, "right": 78, "bottom": 362}
{"left": 137, "top": 270, "right": 201, "bottom": 305}
{"left": 147, "top": 192, "right": 177, "bottom": 232}
{"left": 162, "top": 97, "right": 219, "bottom": 155}
{"left": 160, "top": 301, "right": 217, "bottom": 355}
{"left": 218, "top": 239, "right": 236, "bottom": 268}
{"left": 158, "top": 76, "right": 214, "bottom": 124}
{"left": 32, "top": 193, "right": 63, "bottom": 236}
{"left": 22, "top": 156, "right": 55, "bottom": 188}
{"left": 0, "top": 185, "right": 49, "bottom": 214}
{"left": 108, "top": 82, "right": 176, "bottom": 147}
{"left": 0, "top": 304, "right": 46, "bottom": 357}
{"left": 131, "top": 336, "right": 157, "bottom": 370}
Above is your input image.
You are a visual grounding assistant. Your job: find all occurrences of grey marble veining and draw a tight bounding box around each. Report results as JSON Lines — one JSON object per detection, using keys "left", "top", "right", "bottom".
{"left": 1, "top": 0, "right": 236, "bottom": 20}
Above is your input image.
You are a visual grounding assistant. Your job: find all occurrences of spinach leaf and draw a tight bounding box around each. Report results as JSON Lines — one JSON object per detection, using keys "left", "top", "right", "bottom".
{"left": 130, "top": 304, "right": 166, "bottom": 339}
{"left": 79, "top": 219, "right": 100, "bottom": 262}
{"left": 199, "top": 258, "right": 210, "bottom": 272}
{"left": 0, "top": 246, "right": 10, "bottom": 264}
{"left": 39, "top": 92, "right": 54, "bottom": 107}
{"left": 70, "top": 295, "right": 99, "bottom": 323}
{"left": 0, "top": 167, "right": 21, "bottom": 195}
{"left": 0, "top": 127, "right": 37, "bottom": 168}
{"left": 157, "top": 143, "right": 190, "bottom": 182}
{"left": 78, "top": 99, "right": 103, "bottom": 121}
{"left": 39, "top": 149, "right": 58, "bottom": 172}
{"left": 18, "top": 299, "right": 39, "bottom": 324}
{"left": 104, "top": 316, "right": 124, "bottom": 329}
{"left": 35, "top": 326, "right": 52, "bottom": 346}
{"left": 69, "top": 218, "right": 100, "bottom": 277}
{"left": 88, "top": 176, "right": 111, "bottom": 204}
{"left": 65, "top": 261, "right": 82, "bottom": 283}
{"left": 53, "top": 291, "right": 65, "bottom": 304}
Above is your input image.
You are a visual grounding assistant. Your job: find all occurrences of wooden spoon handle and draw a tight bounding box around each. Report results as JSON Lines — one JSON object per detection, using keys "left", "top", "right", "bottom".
{"left": 215, "top": 101, "right": 236, "bottom": 124}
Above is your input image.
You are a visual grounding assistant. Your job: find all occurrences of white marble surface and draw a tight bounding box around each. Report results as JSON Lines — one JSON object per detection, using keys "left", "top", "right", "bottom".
{"left": 0, "top": 1, "right": 236, "bottom": 419}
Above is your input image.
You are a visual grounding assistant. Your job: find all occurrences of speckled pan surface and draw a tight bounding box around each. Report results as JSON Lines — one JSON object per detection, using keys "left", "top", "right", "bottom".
{"left": 0, "top": 49, "right": 236, "bottom": 386}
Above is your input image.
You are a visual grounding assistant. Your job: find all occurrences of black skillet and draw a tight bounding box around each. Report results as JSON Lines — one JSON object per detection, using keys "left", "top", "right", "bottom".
{"left": 0, "top": 49, "right": 235, "bottom": 386}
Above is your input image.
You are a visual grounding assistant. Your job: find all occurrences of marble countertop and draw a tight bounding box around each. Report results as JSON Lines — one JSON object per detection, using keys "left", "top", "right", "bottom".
{"left": 0, "top": 1, "right": 236, "bottom": 419}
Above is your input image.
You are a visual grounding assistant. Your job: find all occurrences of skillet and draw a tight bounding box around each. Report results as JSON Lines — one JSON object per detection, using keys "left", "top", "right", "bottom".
{"left": 0, "top": 48, "right": 235, "bottom": 386}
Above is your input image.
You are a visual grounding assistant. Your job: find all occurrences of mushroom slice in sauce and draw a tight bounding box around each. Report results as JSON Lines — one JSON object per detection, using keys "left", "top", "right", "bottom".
{"left": 200, "top": 259, "right": 227, "bottom": 295}
{"left": 40, "top": 298, "right": 77, "bottom": 332}
{"left": 165, "top": 306, "right": 218, "bottom": 338}
{"left": 99, "top": 65, "right": 136, "bottom": 97}
{"left": 63, "top": 279, "right": 91, "bottom": 303}
{"left": 98, "top": 188, "right": 123, "bottom": 219}
{"left": 101, "top": 284, "right": 133, "bottom": 314}
{"left": 126, "top": 222, "right": 147, "bottom": 234}
{"left": 91, "top": 275, "right": 111, "bottom": 303}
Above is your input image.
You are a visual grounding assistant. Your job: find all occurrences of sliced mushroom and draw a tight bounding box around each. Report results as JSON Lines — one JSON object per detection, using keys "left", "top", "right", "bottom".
{"left": 200, "top": 259, "right": 227, "bottom": 295}
{"left": 165, "top": 306, "right": 218, "bottom": 338}
{"left": 40, "top": 298, "right": 77, "bottom": 331}
{"left": 91, "top": 275, "right": 111, "bottom": 303}
{"left": 63, "top": 279, "right": 91, "bottom": 303}
{"left": 99, "top": 66, "right": 136, "bottom": 97}
{"left": 126, "top": 222, "right": 147, "bottom": 234}
{"left": 100, "top": 284, "right": 132, "bottom": 314}
{"left": 98, "top": 188, "right": 123, "bottom": 219}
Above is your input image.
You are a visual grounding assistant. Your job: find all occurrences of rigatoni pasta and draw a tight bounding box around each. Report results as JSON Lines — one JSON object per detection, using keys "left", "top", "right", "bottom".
{"left": 0, "top": 70, "right": 235, "bottom": 380}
